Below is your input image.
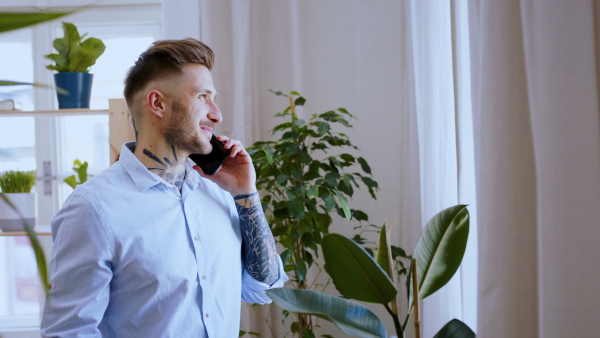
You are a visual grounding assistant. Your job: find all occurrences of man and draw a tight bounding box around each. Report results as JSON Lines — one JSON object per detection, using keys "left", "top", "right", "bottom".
{"left": 41, "top": 38, "right": 287, "bottom": 337}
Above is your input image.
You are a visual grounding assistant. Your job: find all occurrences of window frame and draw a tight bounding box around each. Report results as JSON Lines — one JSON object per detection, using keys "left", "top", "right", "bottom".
{"left": 0, "top": 1, "right": 161, "bottom": 331}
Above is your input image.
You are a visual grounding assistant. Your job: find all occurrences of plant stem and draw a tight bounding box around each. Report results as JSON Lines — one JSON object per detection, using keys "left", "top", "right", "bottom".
{"left": 411, "top": 258, "right": 421, "bottom": 338}
{"left": 402, "top": 311, "right": 412, "bottom": 332}
{"left": 383, "top": 302, "right": 403, "bottom": 338}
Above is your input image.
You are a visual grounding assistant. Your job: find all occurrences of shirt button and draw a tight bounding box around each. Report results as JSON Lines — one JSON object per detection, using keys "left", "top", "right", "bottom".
{"left": 202, "top": 275, "right": 207, "bottom": 280}
{"left": 205, "top": 313, "right": 210, "bottom": 318}
{"left": 194, "top": 236, "right": 198, "bottom": 241}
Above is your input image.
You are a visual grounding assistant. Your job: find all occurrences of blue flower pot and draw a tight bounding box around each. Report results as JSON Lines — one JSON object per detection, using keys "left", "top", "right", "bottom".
{"left": 54, "top": 72, "right": 93, "bottom": 109}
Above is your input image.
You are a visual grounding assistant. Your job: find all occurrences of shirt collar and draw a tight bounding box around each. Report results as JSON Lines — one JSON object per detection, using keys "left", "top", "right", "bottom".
{"left": 119, "top": 142, "right": 202, "bottom": 192}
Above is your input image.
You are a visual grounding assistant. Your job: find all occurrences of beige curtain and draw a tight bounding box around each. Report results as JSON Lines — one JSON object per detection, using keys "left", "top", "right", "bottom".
{"left": 469, "top": 0, "right": 600, "bottom": 337}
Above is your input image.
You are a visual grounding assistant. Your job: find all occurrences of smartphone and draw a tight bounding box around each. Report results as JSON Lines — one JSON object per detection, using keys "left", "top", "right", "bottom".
{"left": 189, "top": 134, "right": 231, "bottom": 175}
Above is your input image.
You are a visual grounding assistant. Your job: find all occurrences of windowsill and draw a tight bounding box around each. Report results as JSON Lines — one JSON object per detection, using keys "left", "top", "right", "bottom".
{"left": 0, "top": 314, "right": 40, "bottom": 331}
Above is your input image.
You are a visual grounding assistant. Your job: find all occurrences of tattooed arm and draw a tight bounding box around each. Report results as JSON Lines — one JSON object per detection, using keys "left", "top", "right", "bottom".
{"left": 234, "top": 191, "right": 279, "bottom": 286}
{"left": 192, "top": 136, "right": 281, "bottom": 285}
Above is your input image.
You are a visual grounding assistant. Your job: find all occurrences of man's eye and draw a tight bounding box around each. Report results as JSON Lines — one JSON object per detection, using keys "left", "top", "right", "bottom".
{"left": 199, "top": 94, "right": 208, "bottom": 102}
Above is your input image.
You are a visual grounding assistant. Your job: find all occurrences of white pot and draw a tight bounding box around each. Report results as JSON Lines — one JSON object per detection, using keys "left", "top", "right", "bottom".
{"left": 0, "top": 192, "right": 37, "bottom": 232}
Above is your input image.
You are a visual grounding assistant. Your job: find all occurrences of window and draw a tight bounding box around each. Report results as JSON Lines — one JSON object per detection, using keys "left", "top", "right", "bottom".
{"left": 0, "top": 1, "right": 160, "bottom": 332}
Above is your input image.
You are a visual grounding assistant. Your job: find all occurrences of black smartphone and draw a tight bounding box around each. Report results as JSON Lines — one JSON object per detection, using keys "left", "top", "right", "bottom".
{"left": 189, "top": 134, "right": 231, "bottom": 175}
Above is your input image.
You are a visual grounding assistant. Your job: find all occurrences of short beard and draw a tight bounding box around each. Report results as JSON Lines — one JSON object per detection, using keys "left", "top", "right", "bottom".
{"left": 163, "top": 98, "right": 212, "bottom": 155}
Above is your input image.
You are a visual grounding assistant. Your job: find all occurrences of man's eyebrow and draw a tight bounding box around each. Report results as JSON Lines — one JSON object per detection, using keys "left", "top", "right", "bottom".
{"left": 198, "top": 88, "right": 218, "bottom": 98}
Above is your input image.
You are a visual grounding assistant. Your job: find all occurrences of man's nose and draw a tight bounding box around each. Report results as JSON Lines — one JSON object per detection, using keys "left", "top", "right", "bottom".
{"left": 208, "top": 102, "right": 222, "bottom": 124}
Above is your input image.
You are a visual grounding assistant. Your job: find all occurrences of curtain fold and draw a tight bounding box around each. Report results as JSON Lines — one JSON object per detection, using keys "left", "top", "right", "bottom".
{"left": 471, "top": 0, "right": 600, "bottom": 337}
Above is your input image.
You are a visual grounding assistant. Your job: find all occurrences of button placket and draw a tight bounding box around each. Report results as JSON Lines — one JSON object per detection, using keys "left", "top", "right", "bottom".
{"left": 183, "top": 201, "right": 205, "bottom": 282}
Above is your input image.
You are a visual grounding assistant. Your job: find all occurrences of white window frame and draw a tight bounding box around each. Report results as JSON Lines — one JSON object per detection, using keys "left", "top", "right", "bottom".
{"left": 0, "top": 1, "right": 161, "bottom": 332}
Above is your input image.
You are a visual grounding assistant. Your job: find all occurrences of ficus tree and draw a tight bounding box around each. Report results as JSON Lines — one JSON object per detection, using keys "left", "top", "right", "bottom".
{"left": 247, "top": 90, "right": 380, "bottom": 337}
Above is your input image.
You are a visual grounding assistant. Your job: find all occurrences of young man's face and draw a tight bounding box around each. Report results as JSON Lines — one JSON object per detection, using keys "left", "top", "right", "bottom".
{"left": 163, "top": 64, "right": 222, "bottom": 155}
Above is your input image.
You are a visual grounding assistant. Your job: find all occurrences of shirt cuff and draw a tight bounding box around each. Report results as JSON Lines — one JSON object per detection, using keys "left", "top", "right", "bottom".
{"left": 241, "top": 254, "right": 289, "bottom": 304}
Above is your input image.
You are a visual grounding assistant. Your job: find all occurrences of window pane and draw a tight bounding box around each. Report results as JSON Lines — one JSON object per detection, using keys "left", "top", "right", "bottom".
{"left": 89, "top": 37, "right": 155, "bottom": 109}
{"left": 0, "top": 37, "right": 35, "bottom": 111}
{"left": 0, "top": 237, "right": 41, "bottom": 317}
{"left": 63, "top": 115, "right": 110, "bottom": 175}
{"left": 58, "top": 115, "right": 110, "bottom": 206}
{"left": 0, "top": 117, "right": 36, "bottom": 173}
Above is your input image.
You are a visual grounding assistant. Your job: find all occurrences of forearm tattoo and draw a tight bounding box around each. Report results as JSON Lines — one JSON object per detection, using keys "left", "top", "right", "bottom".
{"left": 235, "top": 192, "right": 279, "bottom": 286}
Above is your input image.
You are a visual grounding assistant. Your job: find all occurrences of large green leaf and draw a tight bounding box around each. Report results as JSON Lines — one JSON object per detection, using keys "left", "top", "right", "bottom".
{"left": 376, "top": 222, "right": 393, "bottom": 280}
{"left": 69, "top": 37, "right": 106, "bottom": 72}
{"left": 322, "top": 234, "right": 397, "bottom": 304}
{"left": 0, "top": 193, "right": 48, "bottom": 294}
{"left": 267, "top": 288, "right": 386, "bottom": 338}
{"left": 411, "top": 205, "right": 469, "bottom": 302}
{"left": 0, "top": 12, "right": 70, "bottom": 33}
{"left": 433, "top": 319, "right": 475, "bottom": 338}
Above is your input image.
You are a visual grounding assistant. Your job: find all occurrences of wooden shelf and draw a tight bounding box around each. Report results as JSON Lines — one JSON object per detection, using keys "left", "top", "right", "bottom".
{"left": 0, "top": 225, "right": 51, "bottom": 237}
{"left": 0, "top": 231, "right": 51, "bottom": 237}
{"left": 0, "top": 99, "right": 135, "bottom": 165}
{"left": 0, "top": 108, "right": 109, "bottom": 117}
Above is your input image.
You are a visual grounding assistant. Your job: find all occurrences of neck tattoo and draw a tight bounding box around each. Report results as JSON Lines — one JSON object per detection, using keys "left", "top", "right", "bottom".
{"left": 143, "top": 146, "right": 185, "bottom": 189}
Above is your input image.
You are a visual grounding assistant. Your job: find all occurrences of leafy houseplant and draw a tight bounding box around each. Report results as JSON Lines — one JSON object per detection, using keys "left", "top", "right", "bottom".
{"left": 64, "top": 159, "right": 90, "bottom": 189}
{"left": 247, "top": 91, "right": 380, "bottom": 336}
{"left": 0, "top": 170, "right": 37, "bottom": 232}
{"left": 267, "top": 205, "right": 475, "bottom": 338}
{"left": 44, "top": 21, "right": 106, "bottom": 109}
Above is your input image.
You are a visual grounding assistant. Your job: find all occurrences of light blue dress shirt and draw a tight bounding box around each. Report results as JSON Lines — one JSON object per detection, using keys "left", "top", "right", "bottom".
{"left": 41, "top": 142, "right": 287, "bottom": 337}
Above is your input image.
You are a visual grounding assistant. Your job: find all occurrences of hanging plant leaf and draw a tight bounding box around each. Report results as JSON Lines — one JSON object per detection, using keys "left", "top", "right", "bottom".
{"left": 0, "top": 12, "right": 70, "bottom": 33}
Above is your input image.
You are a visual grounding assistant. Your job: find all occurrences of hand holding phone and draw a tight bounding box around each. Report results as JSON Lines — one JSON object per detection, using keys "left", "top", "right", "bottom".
{"left": 189, "top": 134, "right": 231, "bottom": 175}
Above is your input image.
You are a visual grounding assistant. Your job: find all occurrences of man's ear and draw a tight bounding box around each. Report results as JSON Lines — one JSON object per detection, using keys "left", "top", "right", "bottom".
{"left": 146, "top": 90, "right": 166, "bottom": 118}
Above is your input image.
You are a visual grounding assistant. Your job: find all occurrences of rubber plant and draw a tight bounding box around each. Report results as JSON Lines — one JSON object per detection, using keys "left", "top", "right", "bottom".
{"left": 267, "top": 205, "right": 476, "bottom": 338}
{"left": 247, "top": 91, "right": 380, "bottom": 337}
{"left": 0, "top": 10, "right": 72, "bottom": 295}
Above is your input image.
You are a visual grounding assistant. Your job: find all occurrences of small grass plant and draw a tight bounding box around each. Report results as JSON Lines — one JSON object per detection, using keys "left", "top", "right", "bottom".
{"left": 0, "top": 170, "right": 37, "bottom": 193}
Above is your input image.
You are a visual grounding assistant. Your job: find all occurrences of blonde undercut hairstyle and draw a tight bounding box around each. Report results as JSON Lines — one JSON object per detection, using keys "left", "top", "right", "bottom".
{"left": 123, "top": 38, "right": 215, "bottom": 126}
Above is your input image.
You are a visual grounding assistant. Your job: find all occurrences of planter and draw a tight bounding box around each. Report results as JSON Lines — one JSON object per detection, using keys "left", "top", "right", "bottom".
{"left": 0, "top": 193, "right": 37, "bottom": 232}
{"left": 54, "top": 72, "right": 93, "bottom": 109}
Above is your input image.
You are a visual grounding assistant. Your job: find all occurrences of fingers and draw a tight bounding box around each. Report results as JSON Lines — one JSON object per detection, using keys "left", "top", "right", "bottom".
{"left": 216, "top": 135, "right": 247, "bottom": 158}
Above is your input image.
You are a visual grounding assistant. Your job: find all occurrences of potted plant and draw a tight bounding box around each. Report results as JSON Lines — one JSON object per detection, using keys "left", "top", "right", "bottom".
{"left": 267, "top": 205, "right": 475, "bottom": 338}
{"left": 247, "top": 91, "right": 380, "bottom": 336}
{"left": 0, "top": 170, "right": 37, "bottom": 232}
{"left": 44, "top": 21, "right": 106, "bottom": 109}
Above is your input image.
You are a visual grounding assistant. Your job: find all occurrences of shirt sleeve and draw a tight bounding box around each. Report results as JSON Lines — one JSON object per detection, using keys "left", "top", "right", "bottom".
{"left": 40, "top": 189, "right": 114, "bottom": 337}
{"left": 241, "top": 254, "right": 288, "bottom": 304}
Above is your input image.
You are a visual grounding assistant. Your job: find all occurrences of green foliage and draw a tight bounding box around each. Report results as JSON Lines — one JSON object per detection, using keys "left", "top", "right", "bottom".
{"left": 0, "top": 12, "right": 69, "bottom": 33}
{"left": 0, "top": 170, "right": 37, "bottom": 193}
{"left": 410, "top": 205, "right": 470, "bottom": 304}
{"left": 248, "top": 90, "right": 379, "bottom": 335}
{"left": 44, "top": 22, "right": 106, "bottom": 73}
{"left": 268, "top": 205, "right": 472, "bottom": 338}
{"left": 266, "top": 288, "right": 387, "bottom": 338}
{"left": 322, "top": 234, "right": 397, "bottom": 304}
{"left": 64, "top": 159, "right": 90, "bottom": 189}
{"left": 433, "top": 319, "right": 475, "bottom": 338}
